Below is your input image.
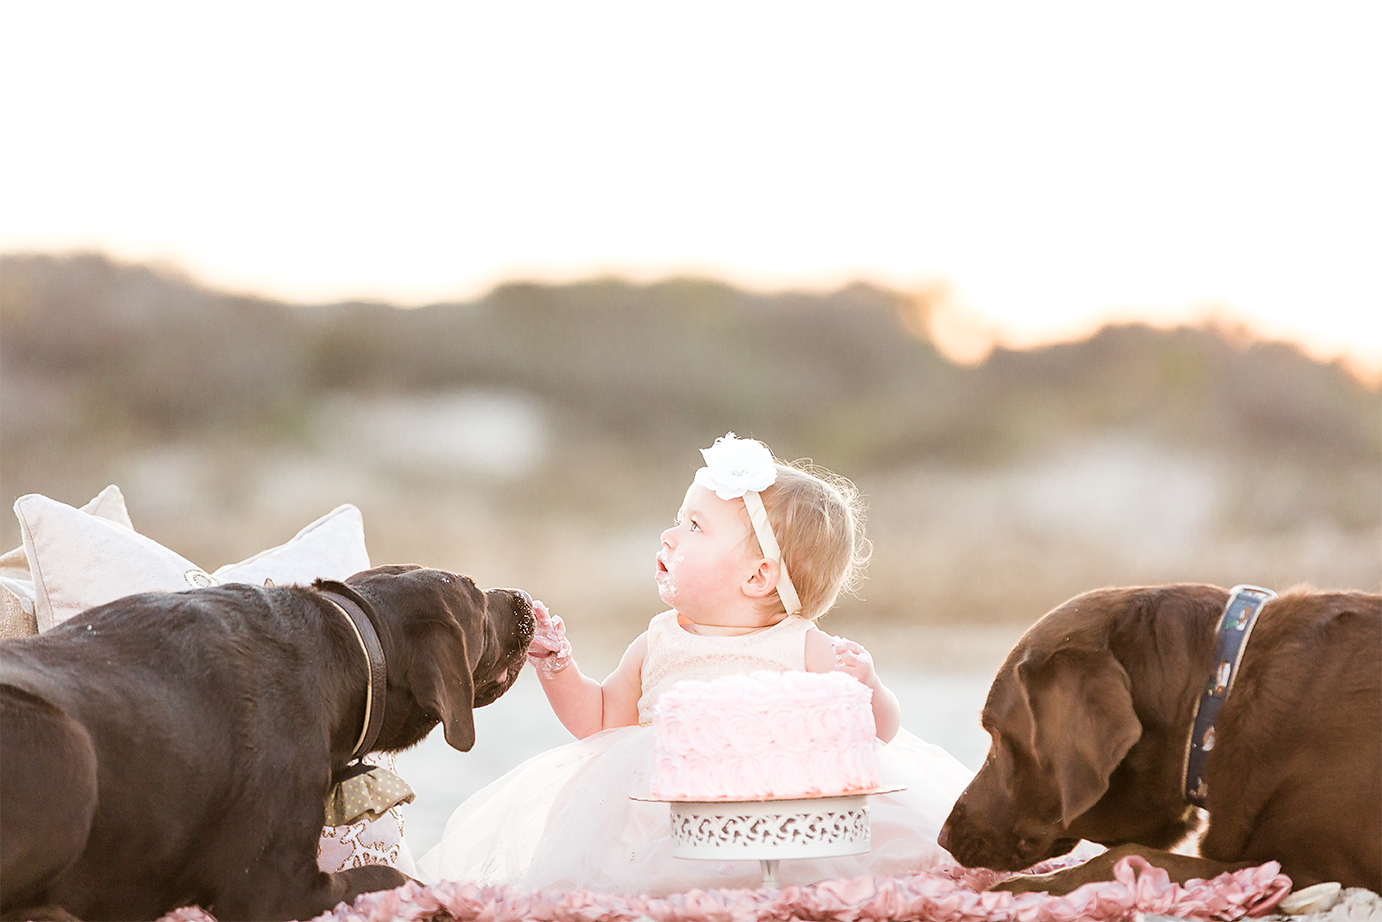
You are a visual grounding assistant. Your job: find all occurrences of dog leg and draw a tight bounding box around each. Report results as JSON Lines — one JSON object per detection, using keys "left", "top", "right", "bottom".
{"left": 0, "top": 687, "right": 98, "bottom": 918}
{"left": 207, "top": 848, "right": 410, "bottom": 921}
{"left": 0, "top": 904, "right": 82, "bottom": 922}
{"left": 274, "top": 866, "right": 407, "bottom": 921}
{"left": 991, "top": 843, "right": 1252, "bottom": 894}
{"left": 335, "top": 865, "right": 412, "bottom": 901}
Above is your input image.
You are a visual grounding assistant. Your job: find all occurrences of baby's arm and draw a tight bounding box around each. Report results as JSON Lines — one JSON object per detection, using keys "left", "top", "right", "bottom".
{"left": 527, "top": 601, "right": 644, "bottom": 739}
{"left": 804, "top": 629, "right": 901, "bottom": 743}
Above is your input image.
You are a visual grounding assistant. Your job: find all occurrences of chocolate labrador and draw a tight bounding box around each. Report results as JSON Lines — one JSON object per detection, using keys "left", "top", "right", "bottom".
{"left": 0, "top": 564, "right": 535, "bottom": 921}
{"left": 939, "top": 584, "right": 1380, "bottom": 894}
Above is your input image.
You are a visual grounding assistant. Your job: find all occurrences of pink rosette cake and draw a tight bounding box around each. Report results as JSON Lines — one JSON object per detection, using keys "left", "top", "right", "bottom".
{"left": 649, "top": 670, "right": 881, "bottom": 800}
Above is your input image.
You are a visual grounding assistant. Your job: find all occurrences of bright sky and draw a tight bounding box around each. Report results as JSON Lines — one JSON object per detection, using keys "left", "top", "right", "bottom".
{"left": 3, "top": 3, "right": 1379, "bottom": 380}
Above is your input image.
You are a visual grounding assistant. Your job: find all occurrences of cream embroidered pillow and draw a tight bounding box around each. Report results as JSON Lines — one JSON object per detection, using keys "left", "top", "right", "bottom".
{"left": 6, "top": 491, "right": 409, "bottom": 874}
{"left": 14, "top": 495, "right": 370, "bottom": 631}
{"left": 1, "top": 485, "right": 135, "bottom": 638}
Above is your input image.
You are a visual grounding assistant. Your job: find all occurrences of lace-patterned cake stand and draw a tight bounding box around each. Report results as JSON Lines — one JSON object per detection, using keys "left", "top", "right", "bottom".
{"left": 632, "top": 786, "right": 904, "bottom": 887}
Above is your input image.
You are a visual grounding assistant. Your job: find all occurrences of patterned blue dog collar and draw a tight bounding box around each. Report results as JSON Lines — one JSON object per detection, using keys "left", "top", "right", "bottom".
{"left": 1182, "top": 584, "right": 1277, "bottom": 808}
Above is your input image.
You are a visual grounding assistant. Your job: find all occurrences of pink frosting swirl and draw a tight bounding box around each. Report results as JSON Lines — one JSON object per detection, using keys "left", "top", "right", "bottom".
{"left": 651, "top": 670, "right": 881, "bottom": 800}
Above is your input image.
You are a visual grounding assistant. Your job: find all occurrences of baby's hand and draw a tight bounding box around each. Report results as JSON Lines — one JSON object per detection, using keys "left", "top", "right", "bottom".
{"left": 527, "top": 600, "right": 572, "bottom": 677}
{"left": 831, "top": 636, "right": 877, "bottom": 686}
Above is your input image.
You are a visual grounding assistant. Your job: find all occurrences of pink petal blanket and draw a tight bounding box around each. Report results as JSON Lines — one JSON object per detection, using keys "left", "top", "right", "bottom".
{"left": 157, "top": 855, "right": 1290, "bottom": 922}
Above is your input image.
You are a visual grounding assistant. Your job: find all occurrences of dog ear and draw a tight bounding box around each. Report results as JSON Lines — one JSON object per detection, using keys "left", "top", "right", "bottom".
{"left": 407, "top": 619, "right": 477, "bottom": 752}
{"left": 1017, "top": 649, "right": 1142, "bottom": 827}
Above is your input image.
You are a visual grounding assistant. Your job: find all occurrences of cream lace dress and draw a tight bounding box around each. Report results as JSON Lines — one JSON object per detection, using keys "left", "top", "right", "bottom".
{"left": 417, "top": 611, "right": 974, "bottom": 896}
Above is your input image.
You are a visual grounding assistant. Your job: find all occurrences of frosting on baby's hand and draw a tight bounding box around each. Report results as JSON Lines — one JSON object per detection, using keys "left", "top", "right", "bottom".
{"left": 830, "top": 635, "right": 876, "bottom": 685}
{"left": 527, "top": 599, "right": 572, "bottom": 678}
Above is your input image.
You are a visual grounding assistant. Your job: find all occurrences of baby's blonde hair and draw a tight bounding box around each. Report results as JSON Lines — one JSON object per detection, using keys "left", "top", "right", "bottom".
{"left": 752, "top": 460, "right": 870, "bottom": 621}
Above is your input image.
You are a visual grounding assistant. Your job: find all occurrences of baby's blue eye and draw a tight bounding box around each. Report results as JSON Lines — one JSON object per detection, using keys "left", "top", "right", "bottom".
{"left": 689, "top": 520, "right": 701, "bottom": 532}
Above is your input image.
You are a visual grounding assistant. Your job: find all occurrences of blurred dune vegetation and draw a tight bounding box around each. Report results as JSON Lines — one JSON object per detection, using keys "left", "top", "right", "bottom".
{"left": 2, "top": 253, "right": 1378, "bottom": 667}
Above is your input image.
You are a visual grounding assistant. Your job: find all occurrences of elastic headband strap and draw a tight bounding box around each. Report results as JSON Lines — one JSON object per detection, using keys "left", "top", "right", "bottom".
{"left": 742, "top": 490, "right": 802, "bottom": 615}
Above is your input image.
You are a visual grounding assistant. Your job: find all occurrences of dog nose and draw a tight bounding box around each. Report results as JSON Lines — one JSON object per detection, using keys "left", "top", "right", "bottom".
{"left": 936, "top": 823, "right": 951, "bottom": 851}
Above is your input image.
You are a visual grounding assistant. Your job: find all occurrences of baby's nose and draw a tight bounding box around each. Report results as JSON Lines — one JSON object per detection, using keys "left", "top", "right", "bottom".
{"left": 659, "top": 527, "right": 676, "bottom": 547}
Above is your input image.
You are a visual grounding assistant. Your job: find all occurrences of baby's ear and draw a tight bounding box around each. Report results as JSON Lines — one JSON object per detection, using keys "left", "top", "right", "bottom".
{"left": 742, "top": 558, "right": 781, "bottom": 599}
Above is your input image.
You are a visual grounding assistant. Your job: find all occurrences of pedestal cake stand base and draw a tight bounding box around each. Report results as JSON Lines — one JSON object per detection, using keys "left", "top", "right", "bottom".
{"left": 633, "top": 787, "right": 903, "bottom": 888}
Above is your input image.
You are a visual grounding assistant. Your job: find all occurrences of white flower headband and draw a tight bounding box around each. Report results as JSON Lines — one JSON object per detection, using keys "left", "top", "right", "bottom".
{"left": 693, "top": 432, "right": 802, "bottom": 615}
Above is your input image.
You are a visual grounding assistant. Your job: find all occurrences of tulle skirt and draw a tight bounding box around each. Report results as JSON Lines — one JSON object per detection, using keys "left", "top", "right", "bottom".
{"left": 417, "top": 725, "right": 974, "bottom": 897}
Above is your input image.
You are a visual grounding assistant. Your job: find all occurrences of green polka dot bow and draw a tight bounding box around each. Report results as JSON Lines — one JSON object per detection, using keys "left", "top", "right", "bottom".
{"left": 325, "top": 763, "right": 416, "bottom": 826}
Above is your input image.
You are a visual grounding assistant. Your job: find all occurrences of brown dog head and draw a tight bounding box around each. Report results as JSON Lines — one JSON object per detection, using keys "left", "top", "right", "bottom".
{"left": 341, "top": 565, "right": 535, "bottom": 754}
{"left": 940, "top": 590, "right": 1143, "bottom": 870}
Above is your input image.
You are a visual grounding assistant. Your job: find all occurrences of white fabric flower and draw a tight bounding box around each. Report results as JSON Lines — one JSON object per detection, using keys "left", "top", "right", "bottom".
{"left": 694, "top": 433, "right": 777, "bottom": 500}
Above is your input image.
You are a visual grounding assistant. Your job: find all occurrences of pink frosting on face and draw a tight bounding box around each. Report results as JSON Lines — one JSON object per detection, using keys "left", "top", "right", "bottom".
{"left": 649, "top": 670, "right": 881, "bottom": 800}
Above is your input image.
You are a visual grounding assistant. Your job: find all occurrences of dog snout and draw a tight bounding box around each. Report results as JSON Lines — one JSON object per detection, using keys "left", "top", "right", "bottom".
{"left": 483, "top": 587, "right": 537, "bottom": 661}
{"left": 508, "top": 589, "right": 536, "bottom": 633}
{"left": 939, "top": 800, "right": 984, "bottom": 865}
{"left": 939, "top": 800, "right": 974, "bottom": 863}
{"left": 492, "top": 587, "right": 533, "bottom": 615}
{"left": 941, "top": 797, "right": 1028, "bottom": 870}
{"left": 484, "top": 587, "right": 534, "bottom": 624}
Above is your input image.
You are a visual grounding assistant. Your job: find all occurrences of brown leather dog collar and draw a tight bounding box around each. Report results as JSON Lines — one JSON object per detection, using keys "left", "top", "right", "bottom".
{"left": 316, "top": 580, "right": 387, "bottom": 762}
{"left": 1182, "top": 584, "right": 1276, "bottom": 807}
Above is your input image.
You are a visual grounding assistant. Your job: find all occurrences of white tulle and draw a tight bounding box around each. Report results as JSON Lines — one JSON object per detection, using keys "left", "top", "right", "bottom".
{"left": 417, "top": 722, "right": 974, "bottom": 897}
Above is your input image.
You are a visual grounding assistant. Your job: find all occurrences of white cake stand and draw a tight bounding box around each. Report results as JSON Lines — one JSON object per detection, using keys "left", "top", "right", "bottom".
{"left": 632, "top": 785, "right": 904, "bottom": 887}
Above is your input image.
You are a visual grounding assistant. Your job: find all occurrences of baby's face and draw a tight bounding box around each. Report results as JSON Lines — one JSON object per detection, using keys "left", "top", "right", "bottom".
{"left": 655, "top": 483, "right": 759, "bottom": 619}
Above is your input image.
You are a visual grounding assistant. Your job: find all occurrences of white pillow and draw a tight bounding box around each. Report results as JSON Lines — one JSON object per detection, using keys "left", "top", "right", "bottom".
{"left": 1, "top": 485, "right": 135, "bottom": 637}
{"left": 14, "top": 494, "right": 370, "bottom": 631}
{"left": 7, "top": 490, "right": 405, "bottom": 874}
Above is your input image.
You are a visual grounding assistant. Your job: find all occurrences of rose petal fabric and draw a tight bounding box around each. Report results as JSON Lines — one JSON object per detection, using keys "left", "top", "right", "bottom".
{"left": 153, "top": 855, "right": 1295, "bottom": 922}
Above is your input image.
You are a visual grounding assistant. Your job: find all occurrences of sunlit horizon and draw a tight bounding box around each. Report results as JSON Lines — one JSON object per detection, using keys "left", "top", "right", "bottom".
{"left": 3, "top": 3, "right": 1378, "bottom": 383}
